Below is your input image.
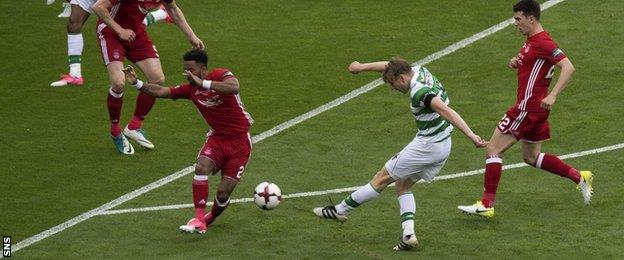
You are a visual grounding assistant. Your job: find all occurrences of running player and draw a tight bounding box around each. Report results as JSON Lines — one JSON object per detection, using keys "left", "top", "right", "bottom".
{"left": 93, "top": 0, "right": 204, "bottom": 154}
{"left": 122, "top": 49, "right": 253, "bottom": 234}
{"left": 50, "top": 0, "right": 171, "bottom": 87}
{"left": 313, "top": 58, "right": 487, "bottom": 250}
{"left": 457, "top": 0, "right": 593, "bottom": 219}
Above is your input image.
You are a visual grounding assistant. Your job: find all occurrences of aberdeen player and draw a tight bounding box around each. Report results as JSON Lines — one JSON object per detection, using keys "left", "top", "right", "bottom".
{"left": 49, "top": 0, "right": 171, "bottom": 87}
{"left": 457, "top": 0, "right": 592, "bottom": 219}
{"left": 122, "top": 49, "right": 253, "bottom": 234}
{"left": 93, "top": 0, "right": 204, "bottom": 154}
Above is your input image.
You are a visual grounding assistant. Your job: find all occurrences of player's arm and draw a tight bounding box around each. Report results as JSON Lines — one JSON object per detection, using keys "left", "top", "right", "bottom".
{"left": 348, "top": 61, "right": 389, "bottom": 73}
{"left": 428, "top": 96, "right": 487, "bottom": 148}
{"left": 541, "top": 57, "right": 575, "bottom": 110}
{"left": 122, "top": 66, "right": 173, "bottom": 98}
{"left": 183, "top": 70, "right": 240, "bottom": 94}
{"left": 163, "top": 0, "right": 204, "bottom": 50}
{"left": 92, "top": 0, "right": 136, "bottom": 42}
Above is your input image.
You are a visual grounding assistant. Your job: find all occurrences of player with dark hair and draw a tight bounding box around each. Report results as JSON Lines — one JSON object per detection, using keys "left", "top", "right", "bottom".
{"left": 93, "top": 0, "right": 204, "bottom": 155}
{"left": 457, "top": 0, "right": 593, "bottom": 219}
{"left": 123, "top": 49, "right": 253, "bottom": 234}
{"left": 313, "top": 57, "right": 487, "bottom": 250}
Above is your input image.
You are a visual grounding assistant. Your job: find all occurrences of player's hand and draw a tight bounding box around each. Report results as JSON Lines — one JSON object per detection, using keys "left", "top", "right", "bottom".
{"left": 117, "top": 28, "right": 136, "bottom": 42}
{"left": 541, "top": 94, "right": 556, "bottom": 110}
{"left": 348, "top": 61, "right": 362, "bottom": 74}
{"left": 183, "top": 70, "right": 202, "bottom": 86}
{"left": 122, "top": 66, "right": 138, "bottom": 85}
{"left": 508, "top": 57, "right": 519, "bottom": 69}
{"left": 469, "top": 134, "right": 488, "bottom": 148}
{"left": 189, "top": 35, "right": 205, "bottom": 50}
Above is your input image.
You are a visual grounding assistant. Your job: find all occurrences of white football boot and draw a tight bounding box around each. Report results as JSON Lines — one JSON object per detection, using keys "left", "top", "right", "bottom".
{"left": 313, "top": 205, "right": 348, "bottom": 222}
{"left": 577, "top": 171, "right": 593, "bottom": 205}
{"left": 457, "top": 201, "right": 495, "bottom": 219}
{"left": 123, "top": 125, "right": 155, "bottom": 149}
{"left": 393, "top": 234, "right": 419, "bottom": 251}
{"left": 112, "top": 134, "right": 135, "bottom": 155}
{"left": 57, "top": 2, "right": 71, "bottom": 18}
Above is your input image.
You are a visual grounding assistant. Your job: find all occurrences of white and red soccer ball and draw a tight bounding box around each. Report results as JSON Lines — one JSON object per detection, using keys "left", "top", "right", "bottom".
{"left": 253, "top": 182, "right": 282, "bottom": 210}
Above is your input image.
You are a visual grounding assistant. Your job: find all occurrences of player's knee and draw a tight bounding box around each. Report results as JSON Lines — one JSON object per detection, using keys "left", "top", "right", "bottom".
{"left": 523, "top": 155, "right": 537, "bottom": 166}
{"left": 67, "top": 22, "right": 83, "bottom": 34}
{"left": 216, "top": 190, "right": 231, "bottom": 203}
{"left": 110, "top": 81, "right": 125, "bottom": 92}
{"left": 148, "top": 75, "right": 165, "bottom": 85}
{"left": 194, "top": 163, "right": 210, "bottom": 175}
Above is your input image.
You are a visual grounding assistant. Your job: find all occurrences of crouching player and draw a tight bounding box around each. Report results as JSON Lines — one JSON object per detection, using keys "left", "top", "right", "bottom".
{"left": 123, "top": 49, "right": 253, "bottom": 233}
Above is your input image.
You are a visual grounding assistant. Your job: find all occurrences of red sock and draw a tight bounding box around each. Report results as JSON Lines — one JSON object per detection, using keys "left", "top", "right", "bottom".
{"left": 482, "top": 155, "right": 503, "bottom": 208}
{"left": 192, "top": 175, "right": 209, "bottom": 221}
{"left": 127, "top": 116, "right": 143, "bottom": 131}
{"left": 535, "top": 153, "right": 581, "bottom": 184}
{"left": 107, "top": 89, "right": 123, "bottom": 136}
{"left": 130, "top": 91, "right": 156, "bottom": 130}
{"left": 205, "top": 197, "right": 230, "bottom": 225}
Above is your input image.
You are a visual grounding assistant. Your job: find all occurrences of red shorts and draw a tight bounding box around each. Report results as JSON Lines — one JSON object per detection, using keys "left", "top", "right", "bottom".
{"left": 497, "top": 107, "right": 550, "bottom": 143}
{"left": 197, "top": 133, "right": 252, "bottom": 182}
{"left": 96, "top": 27, "right": 159, "bottom": 65}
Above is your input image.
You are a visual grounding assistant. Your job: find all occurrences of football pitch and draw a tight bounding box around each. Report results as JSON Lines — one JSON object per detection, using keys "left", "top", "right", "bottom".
{"left": 2, "top": 0, "right": 623, "bottom": 258}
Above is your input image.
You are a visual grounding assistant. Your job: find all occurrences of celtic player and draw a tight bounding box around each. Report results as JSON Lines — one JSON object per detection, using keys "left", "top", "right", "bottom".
{"left": 313, "top": 57, "right": 487, "bottom": 250}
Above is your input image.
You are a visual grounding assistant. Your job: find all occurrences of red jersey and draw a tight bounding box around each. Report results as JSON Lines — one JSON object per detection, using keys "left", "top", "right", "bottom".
{"left": 169, "top": 68, "right": 253, "bottom": 137}
{"left": 514, "top": 31, "right": 566, "bottom": 111}
{"left": 96, "top": 0, "right": 170, "bottom": 35}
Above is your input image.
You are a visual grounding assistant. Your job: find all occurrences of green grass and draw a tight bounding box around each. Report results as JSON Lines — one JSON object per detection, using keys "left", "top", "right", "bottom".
{"left": 2, "top": 0, "right": 623, "bottom": 258}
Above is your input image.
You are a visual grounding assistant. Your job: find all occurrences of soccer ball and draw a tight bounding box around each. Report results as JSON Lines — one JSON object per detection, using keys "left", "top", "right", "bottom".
{"left": 253, "top": 182, "right": 282, "bottom": 210}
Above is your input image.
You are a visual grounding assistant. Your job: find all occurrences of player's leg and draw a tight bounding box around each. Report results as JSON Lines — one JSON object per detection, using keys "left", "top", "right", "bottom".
{"left": 482, "top": 128, "right": 517, "bottom": 206}
{"left": 123, "top": 58, "right": 163, "bottom": 149}
{"left": 203, "top": 176, "right": 237, "bottom": 226}
{"left": 105, "top": 61, "right": 135, "bottom": 155}
{"left": 180, "top": 156, "right": 216, "bottom": 234}
{"left": 457, "top": 128, "right": 517, "bottom": 218}
{"left": 313, "top": 167, "right": 392, "bottom": 222}
{"left": 393, "top": 179, "right": 419, "bottom": 251}
{"left": 204, "top": 136, "right": 252, "bottom": 225}
{"left": 51, "top": 3, "right": 90, "bottom": 87}
{"left": 522, "top": 142, "right": 593, "bottom": 204}
{"left": 143, "top": 6, "right": 171, "bottom": 26}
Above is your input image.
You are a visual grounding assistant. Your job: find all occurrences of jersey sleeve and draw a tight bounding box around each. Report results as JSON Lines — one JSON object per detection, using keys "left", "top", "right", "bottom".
{"left": 209, "top": 68, "right": 236, "bottom": 81}
{"left": 169, "top": 84, "right": 192, "bottom": 100}
{"left": 537, "top": 38, "right": 567, "bottom": 64}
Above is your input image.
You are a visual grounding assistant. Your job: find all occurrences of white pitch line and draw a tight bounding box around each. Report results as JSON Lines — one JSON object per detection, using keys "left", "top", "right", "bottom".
{"left": 100, "top": 142, "right": 624, "bottom": 216}
{"left": 7, "top": 0, "right": 567, "bottom": 256}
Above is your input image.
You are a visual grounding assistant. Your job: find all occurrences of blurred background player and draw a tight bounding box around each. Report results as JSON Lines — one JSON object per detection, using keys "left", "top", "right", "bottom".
{"left": 313, "top": 58, "right": 487, "bottom": 250}
{"left": 50, "top": 0, "right": 171, "bottom": 87}
{"left": 122, "top": 49, "right": 254, "bottom": 234}
{"left": 92, "top": 0, "right": 204, "bottom": 154}
{"left": 457, "top": 0, "right": 593, "bottom": 219}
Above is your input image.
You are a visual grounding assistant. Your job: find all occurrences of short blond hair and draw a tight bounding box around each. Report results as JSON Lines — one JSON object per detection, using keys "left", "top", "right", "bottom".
{"left": 382, "top": 57, "right": 412, "bottom": 84}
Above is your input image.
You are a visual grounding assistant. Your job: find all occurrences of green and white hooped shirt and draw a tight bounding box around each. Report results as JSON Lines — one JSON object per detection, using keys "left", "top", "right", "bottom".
{"left": 408, "top": 66, "right": 453, "bottom": 142}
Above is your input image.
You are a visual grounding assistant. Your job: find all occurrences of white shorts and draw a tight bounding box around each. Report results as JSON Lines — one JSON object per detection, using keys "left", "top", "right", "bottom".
{"left": 384, "top": 136, "right": 451, "bottom": 183}
{"left": 70, "top": 0, "right": 96, "bottom": 13}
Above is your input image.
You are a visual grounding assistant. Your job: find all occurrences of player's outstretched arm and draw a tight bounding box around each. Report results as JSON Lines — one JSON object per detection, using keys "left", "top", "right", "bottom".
{"left": 93, "top": 0, "right": 136, "bottom": 42}
{"left": 183, "top": 70, "right": 240, "bottom": 94}
{"left": 122, "top": 66, "right": 173, "bottom": 98}
{"left": 163, "top": 1, "right": 204, "bottom": 50}
{"left": 348, "top": 61, "right": 389, "bottom": 74}
{"left": 541, "top": 57, "right": 575, "bottom": 110}
{"left": 429, "top": 97, "right": 487, "bottom": 148}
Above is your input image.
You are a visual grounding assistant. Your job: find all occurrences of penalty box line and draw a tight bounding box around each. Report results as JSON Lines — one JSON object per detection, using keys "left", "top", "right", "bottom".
{"left": 100, "top": 141, "right": 624, "bottom": 216}
{"left": 7, "top": 0, "right": 569, "bottom": 256}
